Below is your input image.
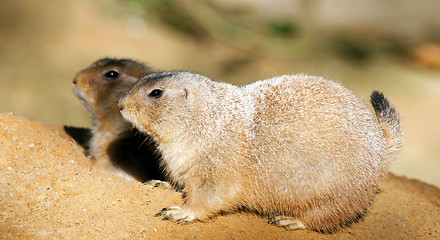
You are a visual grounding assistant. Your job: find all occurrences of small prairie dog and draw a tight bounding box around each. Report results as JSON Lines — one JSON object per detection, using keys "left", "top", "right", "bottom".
{"left": 119, "top": 72, "right": 402, "bottom": 232}
{"left": 72, "top": 58, "right": 164, "bottom": 182}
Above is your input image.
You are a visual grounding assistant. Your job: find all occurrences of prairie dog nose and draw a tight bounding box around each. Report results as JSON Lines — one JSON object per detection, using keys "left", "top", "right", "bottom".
{"left": 118, "top": 94, "right": 128, "bottom": 111}
{"left": 118, "top": 101, "right": 124, "bottom": 111}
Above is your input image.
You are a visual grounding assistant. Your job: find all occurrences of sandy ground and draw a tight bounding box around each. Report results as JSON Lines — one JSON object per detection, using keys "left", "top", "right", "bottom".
{"left": 0, "top": 113, "right": 439, "bottom": 239}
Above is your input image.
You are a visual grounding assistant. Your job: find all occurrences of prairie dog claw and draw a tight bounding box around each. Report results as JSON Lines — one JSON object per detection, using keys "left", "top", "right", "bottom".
{"left": 269, "top": 216, "right": 306, "bottom": 230}
{"left": 155, "top": 206, "right": 196, "bottom": 223}
{"left": 144, "top": 180, "right": 173, "bottom": 190}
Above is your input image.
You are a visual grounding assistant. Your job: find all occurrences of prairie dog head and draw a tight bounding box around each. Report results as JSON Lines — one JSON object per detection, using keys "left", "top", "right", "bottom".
{"left": 72, "top": 58, "right": 152, "bottom": 116}
{"left": 119, "top": 72, "right": 213, "bottom": 139}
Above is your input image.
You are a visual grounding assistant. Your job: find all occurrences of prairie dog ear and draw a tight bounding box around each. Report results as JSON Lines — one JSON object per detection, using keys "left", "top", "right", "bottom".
{"left": 181, "top": 87, "right": 196, "bottom": 101}
{"left": 159, "top": 88, "right": 189, "bottom": 100}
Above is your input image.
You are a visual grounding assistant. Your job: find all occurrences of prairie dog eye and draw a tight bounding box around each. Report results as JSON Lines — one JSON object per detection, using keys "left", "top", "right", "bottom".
{"left": 149, "top": 89, "right": 163, "bottom": 98}
{"left": 104, "top": 70, "right": 119, "bottom": 79}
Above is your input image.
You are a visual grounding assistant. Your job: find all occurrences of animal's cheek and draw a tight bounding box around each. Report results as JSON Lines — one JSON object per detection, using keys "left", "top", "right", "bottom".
{"left": 131, "top": 103, "right": 150, "bottom": 121}
{"left": 134, "top": 102, "right": 144, "bottom": 113}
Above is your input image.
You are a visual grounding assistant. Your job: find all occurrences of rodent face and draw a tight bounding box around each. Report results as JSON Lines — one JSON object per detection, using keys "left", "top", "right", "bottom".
{"left": 72, "top": 58, "right": 152, "bottom": 115}
{"left": 119, "top": 72, "right": 191, "bottom": 137}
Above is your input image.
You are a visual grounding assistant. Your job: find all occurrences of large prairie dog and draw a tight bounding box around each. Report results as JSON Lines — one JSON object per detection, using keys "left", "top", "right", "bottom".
{"left": 119, "top": 72, "right": 402, "bottom": 232}
{"left": 72, "top": 58, "right": 164, "bottom": 182}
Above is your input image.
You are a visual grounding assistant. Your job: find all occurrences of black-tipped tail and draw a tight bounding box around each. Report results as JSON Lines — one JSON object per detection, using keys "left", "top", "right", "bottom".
{"left": 371, "top": 91, "right": 394, "bottom": 119}
{"left": 370, "top": 91, "right": 402, "bottom": 164}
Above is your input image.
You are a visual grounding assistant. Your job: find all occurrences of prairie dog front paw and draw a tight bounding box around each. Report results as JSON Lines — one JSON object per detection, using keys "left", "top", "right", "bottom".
{"left": 155, "top": 206, "right": 196, "bottom": 223}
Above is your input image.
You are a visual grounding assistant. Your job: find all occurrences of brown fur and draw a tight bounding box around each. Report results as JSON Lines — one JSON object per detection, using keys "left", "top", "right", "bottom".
{"left": 119, "top": 71, "right": 402, "bottom": 232}
{"left": 72, "top": 58, "right": 164, "bottom": 182}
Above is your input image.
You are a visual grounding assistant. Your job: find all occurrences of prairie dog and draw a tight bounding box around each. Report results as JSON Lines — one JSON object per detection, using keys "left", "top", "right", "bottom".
{"left": 119, "top": 72, "right": 402, "bottom": 232}
{"left": 72, "top": 58, "right": 164, "bottom": 182}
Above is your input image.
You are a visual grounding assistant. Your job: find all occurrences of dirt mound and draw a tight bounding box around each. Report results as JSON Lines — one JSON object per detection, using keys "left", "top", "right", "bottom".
{"left": 0, "top": 113, "right": 439, "bottom": 239}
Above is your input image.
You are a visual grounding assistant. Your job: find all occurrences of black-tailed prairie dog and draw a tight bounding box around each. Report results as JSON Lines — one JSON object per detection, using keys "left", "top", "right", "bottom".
{"left": 119, "top": 71, "right": 402, "bottom": 232}
{"left": 72, "top": 58, "right": 164, "bottom": 182}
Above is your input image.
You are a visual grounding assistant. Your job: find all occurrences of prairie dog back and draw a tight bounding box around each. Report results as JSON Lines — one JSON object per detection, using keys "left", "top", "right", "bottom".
{"left": 244, "top": 74, "right": 387, "bottom": 188}
{"left": 119, "top": 72, "right": 402, "bottom": 232}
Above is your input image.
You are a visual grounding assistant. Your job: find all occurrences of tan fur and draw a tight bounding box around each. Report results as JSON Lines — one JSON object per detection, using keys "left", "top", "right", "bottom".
{"left": 72, "top": 58, "right": 164, "bottom": 182}
{"left": 119, "top": 71, "right": 402, "bottom": 232}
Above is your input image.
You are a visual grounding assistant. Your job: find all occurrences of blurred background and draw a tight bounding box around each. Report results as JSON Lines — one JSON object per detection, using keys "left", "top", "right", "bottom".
{"left": 0, "top": 0, "right": 439, "bottom": 187}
